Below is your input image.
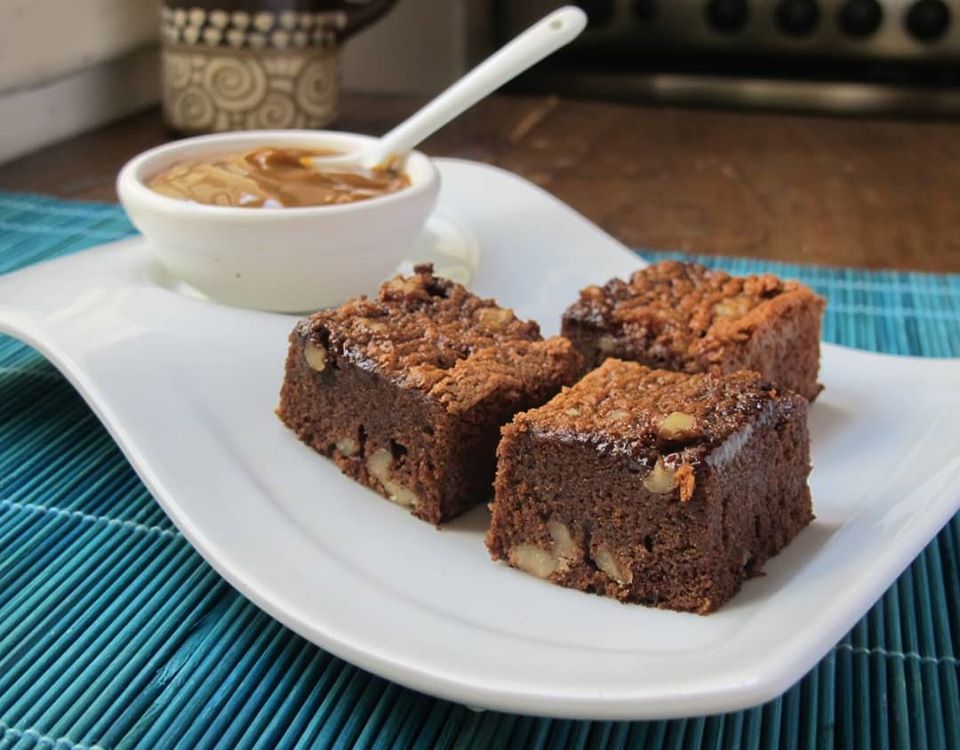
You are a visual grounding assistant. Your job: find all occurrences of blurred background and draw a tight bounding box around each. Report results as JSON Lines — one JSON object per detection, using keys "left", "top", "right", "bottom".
{"left": 4, "top": 0, "right": 960, "bottom": 163}
{"left": 2, "top": 0, "right": 959, "bottom": 272}
{"left": 505, "top": 0, "right": 960, "bottom": 112}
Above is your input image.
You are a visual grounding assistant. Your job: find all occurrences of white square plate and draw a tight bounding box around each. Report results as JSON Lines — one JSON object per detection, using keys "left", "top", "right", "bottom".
{"left": 1, "top": 159, "right": 958, "bottom": 720}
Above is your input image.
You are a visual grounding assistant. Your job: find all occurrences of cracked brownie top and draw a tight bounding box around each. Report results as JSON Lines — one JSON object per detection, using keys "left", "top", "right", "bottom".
{"left": 296, "top": 264, "right": 582, "bottom": 410}
{"left": 562, "top": 260, "right": 824, "bottom": 366}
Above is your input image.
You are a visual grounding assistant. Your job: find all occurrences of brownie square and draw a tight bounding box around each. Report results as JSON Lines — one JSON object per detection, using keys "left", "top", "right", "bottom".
{"left": 486, "top": 359, "right": 814, "bottom": 614}
{"left": 561, "top": 261, "right": 826, "bottom": 400}
{"left": 277, "top": 264, "right": 583, "bottom": 525}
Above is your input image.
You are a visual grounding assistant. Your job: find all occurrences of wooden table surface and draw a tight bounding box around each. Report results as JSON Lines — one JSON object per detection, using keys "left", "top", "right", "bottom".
{"left": 2, "top": 93, "right": 959, "bottom": 272}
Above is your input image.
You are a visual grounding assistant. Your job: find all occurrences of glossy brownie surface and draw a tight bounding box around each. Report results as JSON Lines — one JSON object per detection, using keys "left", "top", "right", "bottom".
{"left": 522, "top": 362, "right": 790, "bottom": 464}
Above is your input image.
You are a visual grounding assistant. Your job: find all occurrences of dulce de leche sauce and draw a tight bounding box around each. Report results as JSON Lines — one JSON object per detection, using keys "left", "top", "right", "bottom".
{"left": 146, "top": 147, "right": 410, "bottom": 208}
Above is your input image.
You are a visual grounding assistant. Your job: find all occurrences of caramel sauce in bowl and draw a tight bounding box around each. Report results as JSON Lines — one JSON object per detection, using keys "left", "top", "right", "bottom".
{"left": 146, "top": 147, "right": 411, "bottom": 209}
{"left": 117, "top": 131, "right": 439, "bottom": 312}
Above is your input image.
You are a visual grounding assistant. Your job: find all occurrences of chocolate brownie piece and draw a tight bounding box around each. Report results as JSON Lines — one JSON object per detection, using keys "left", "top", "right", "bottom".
{"left": 277, "top": 264, "right": 582, "bottom": 525}
{"left": 561, "top": 261, "right": 826, "bottom": 400}
{"left": 486, "top": 359, "right": 813, "bottom": 614}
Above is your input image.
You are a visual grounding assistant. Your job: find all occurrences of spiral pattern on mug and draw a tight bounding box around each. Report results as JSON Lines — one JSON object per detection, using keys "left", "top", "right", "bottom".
{"left": 171, "top": 87, "right": 215, "bottom": 131}
{"left": 245, "top": 91, "right": 297, "bottom": 129}
{"left": 202, "top": 55, "right": 268, "bottom": 112}
{"left": 163, "top": 52, "right": 192, "bottom": 91}
{"left": 294, "top": 57, "right": 337, "bottom": 118}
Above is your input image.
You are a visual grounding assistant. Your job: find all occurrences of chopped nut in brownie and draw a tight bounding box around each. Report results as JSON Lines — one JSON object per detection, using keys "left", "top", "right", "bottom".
{"left": 277, "top": 264, "right": 583, "bottom": 525}
{"left": 562, "top": 261, "right": 825, "bottom": 400}
{"left": 486, "top": 358, "right": 814, "bottom": 614}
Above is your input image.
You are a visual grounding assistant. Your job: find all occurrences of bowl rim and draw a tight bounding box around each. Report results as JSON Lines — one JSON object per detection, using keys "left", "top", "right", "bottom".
{"left": 116, "top": 129, "right": 440, "bottom": 221}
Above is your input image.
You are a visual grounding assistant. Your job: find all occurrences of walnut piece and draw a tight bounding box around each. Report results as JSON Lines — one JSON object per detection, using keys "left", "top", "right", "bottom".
{"left": 303, "top": 341, "right": 327, "bottom": 371}
{"left": 598, "top": 334, "right": 617, "bottom": 354}
{"left": 510, "top": 544, "right": 559, "bottom": 578}
{"left": 712, "top": 295, "right": 753, "bottom": 319}
{"left": 509, "top": 520, "right": 578, "bottom": 579}
{"left": 384, "top": 276, "right": 420, "bottom": 295}
{"left": 643, "top": 459, "right": 676, "bottom": 494}
{"left": 547, "top": 520, "right": 576, "bottom": 560}
{"left": 477, "top": 306, "right": 515, "bottom": 331}
{"left": 336, "top": 437, "right": 359, "bottom": 457}
{"left": 367, "top": 448, "right": 418, "bottom": 507}
{"left": 594, "top": 543, "right": 632, "bottom": 585}
{"left": 582, "top": 284, "right": 604, "bottom": 301}
{"left": 658, "top": 411, "right": 697, "bottom": 440}
{"left": 358, "top": 318, "right": 388, "bottom": 333}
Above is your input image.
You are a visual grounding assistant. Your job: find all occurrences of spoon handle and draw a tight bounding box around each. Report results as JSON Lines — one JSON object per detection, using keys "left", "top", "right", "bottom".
{"left": 363, "top": 6, "right": 587, "bottom": 169}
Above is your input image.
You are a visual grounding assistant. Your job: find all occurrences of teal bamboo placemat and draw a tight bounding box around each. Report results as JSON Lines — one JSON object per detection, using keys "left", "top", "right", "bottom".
{"left": 0, "top": 191, "right": 958, "bottom": 749}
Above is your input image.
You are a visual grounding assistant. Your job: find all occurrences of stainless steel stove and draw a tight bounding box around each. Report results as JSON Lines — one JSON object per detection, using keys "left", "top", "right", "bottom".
{"left": 497, "top": 0, "right": 960, "bottom": 115}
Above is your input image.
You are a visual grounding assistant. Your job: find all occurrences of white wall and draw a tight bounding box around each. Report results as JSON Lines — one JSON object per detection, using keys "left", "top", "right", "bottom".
{"left": 0, "top": 0, "right": 484, "bottom": 163}
{"left": 0, "top": 0, "right": 157, "bottom": 93}
{"left": 343, "top": 0, "right": 470, "bottom": 95}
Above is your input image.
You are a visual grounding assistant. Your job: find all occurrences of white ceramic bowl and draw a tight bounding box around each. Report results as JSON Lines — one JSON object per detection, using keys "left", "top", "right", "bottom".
{"left": 117, "top": 130, "right": 440, "bottom": 312}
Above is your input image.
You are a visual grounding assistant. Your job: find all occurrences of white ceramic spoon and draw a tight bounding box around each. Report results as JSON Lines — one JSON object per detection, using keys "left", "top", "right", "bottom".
{"left": 309, "top": 5, "right": 587, "bottom": 172}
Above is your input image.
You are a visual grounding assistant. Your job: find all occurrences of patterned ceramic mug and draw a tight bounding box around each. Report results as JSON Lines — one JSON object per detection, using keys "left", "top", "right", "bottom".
{"left": 160, "top": 0, "right": 397, "bottom": 134}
